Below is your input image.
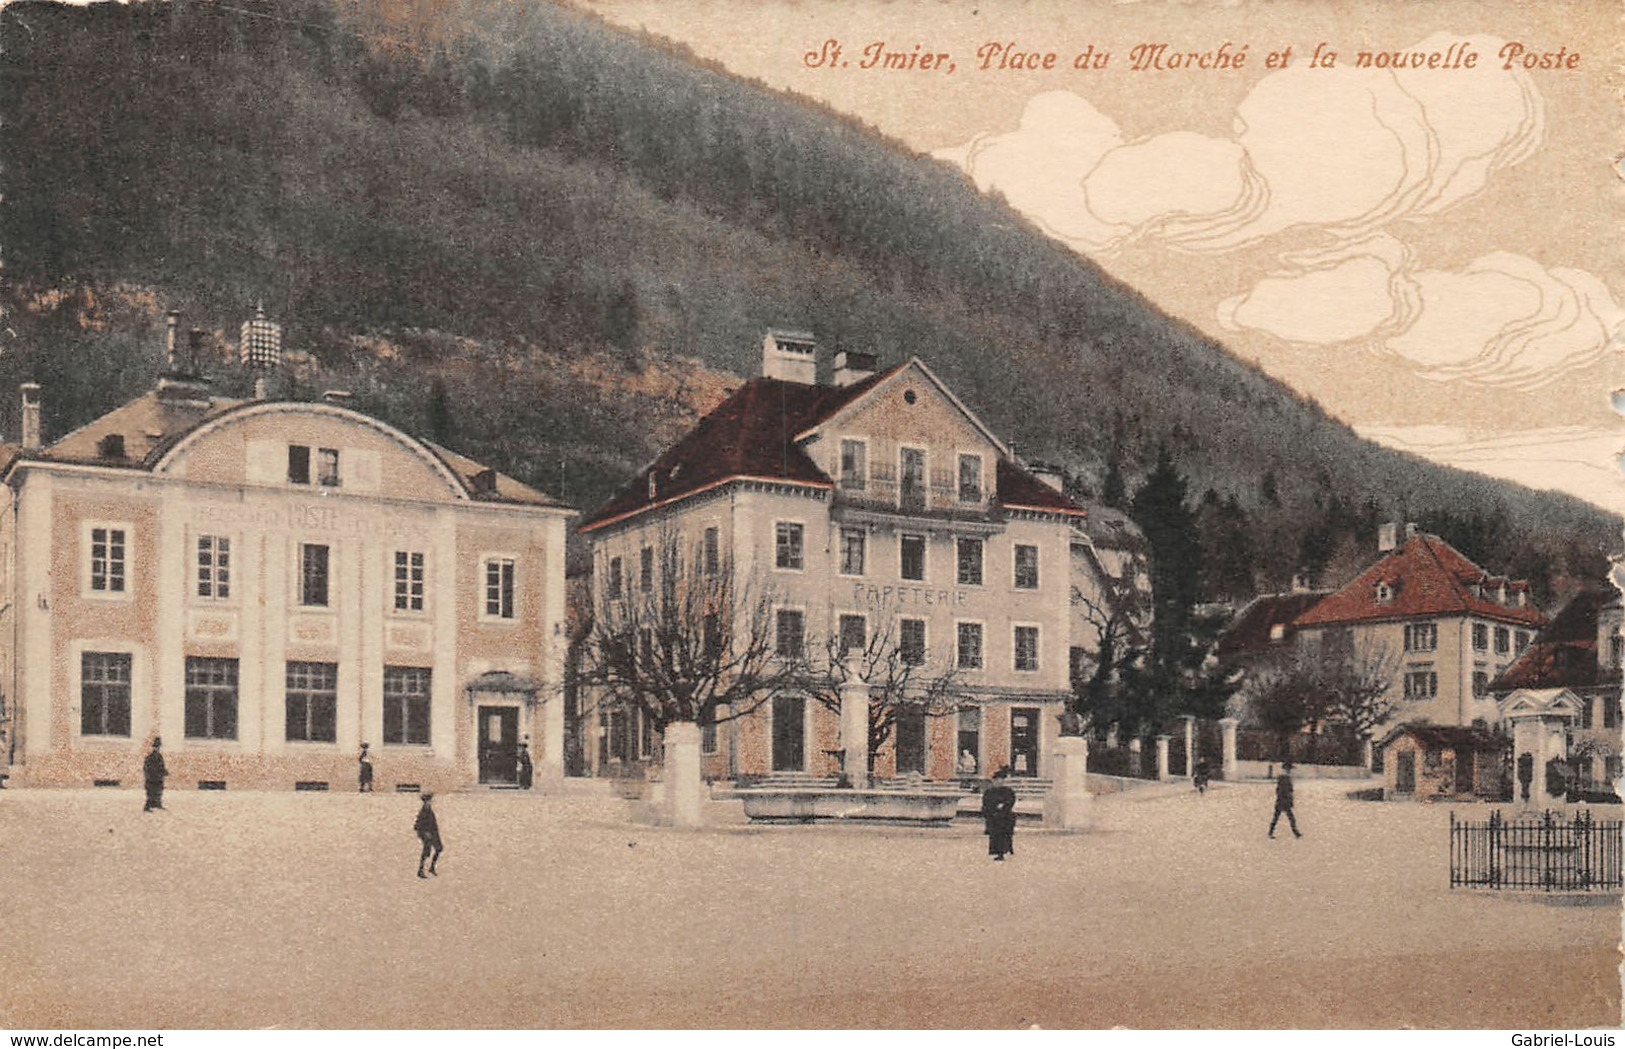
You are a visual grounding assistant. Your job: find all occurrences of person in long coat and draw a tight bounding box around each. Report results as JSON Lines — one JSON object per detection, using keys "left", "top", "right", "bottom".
{"left": 1268, "top": 762, "right": 1302, "bottom": 838}
{"left": 142, "top": 737, "right": 167, "bottom": 812}
{"left": 358, "top": 742, "right": 375, "bottom": 793}
{"left": 516, "top": 736, "right": 534, "bottom": 790}
{"left": 981, "top": 767, "right": 1018, "bottom": 861}
{"left": 415, "top": 792, "right": 444, "bottom": 878}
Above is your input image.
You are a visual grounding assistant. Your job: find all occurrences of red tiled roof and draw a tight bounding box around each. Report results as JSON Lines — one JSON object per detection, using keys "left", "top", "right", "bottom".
{"left": 579, "top": 367, "right": 1084, "bottom": 531}
{"left": 1293, "top": 534, "right": 1543, "bottom": 629}
{"left": 1217, "top": 591, "right": 1332, "bottom": 660}
{"left": 1491, "top": 587, "right": 1619, "bottom": 692}
{"left": 1377, "top": 722, "right": 1508, "bottom": 752}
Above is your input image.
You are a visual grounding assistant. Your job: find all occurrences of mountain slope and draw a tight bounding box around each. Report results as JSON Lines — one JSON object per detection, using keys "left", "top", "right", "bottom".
{"left": 0, "top": 0, "right": 1614, "bottom": 591}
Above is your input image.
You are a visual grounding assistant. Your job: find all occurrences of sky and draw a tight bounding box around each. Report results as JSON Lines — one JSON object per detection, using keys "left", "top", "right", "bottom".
{"left": 583, "top": 0, "right": 1625, "bottom": 515}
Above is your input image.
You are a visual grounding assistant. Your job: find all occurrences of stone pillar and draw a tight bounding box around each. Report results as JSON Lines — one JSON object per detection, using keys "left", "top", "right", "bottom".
{"left": 1043, "top": 735, "right": 1093, "bottom": 831}
{"left": 839, "top": 658, "right": 869, "bottom": 787}
{"left": 1361, "top": 737, "right": 1374, "bottom": 774}
{"left": 1510, "top": 717, "right": 1544, "bottom": 808}
{"left": 1128, "top": 738, "right": 1143, "bottom": 778}
{"left": 663, "top": 722, "right": 704, "bottom": 829}
{"left": 1182, "top": 715, "right": 1196, "bottom": 780}
{"left": 1155, "top": 735, "right": 1171, "bottom": 782}
{"left": 1219, "top": 717, "right": 1239, "bottom": 781}
{"left": 1105, "top": 723, "right": 1119, "bottom": 749}
{"left": 539, "top": 691, "right": 566, "bottom": 785}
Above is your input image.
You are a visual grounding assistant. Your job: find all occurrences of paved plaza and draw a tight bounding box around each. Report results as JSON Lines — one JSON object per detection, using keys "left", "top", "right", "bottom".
{"left": 0, "top": 779, "right": 1617, "bottom": 1029}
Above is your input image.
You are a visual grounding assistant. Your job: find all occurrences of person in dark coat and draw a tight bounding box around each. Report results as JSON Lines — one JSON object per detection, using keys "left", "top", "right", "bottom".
{"left": 415, "top": 792, "right": 443, "bottom": 878}
{"left": 142, "top": 737, "right": 167, "bottom": 812}
{"left": 1269, "top": 762, "right": 1302, "bottom": 838}
{"left": 516, "top": 736, "right": 534, "bottom": 790}
{"left": 358, "top": 742, "right": 374, "bottom": 793}
{"left": 981, "top": 767, "right": 1018, "bottom": 861}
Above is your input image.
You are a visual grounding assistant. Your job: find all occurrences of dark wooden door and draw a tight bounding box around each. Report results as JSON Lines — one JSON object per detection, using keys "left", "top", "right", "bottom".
{"left": 1396, "top": 751, "right": 1416, "bottom": 793}
{"left": 1456, "top": 750, "right": 1475, "bottom": 794}
{"left": 478, "top": 705, "right": 520, "bottom": 784}
{"left": 895, "top": 707, "right": 927, "bottom": 774}
{"left": 771, "top": 696, "right": 805, "bottom": 772}
{"left": 1010, "top": 707, "right": 1040, "bottom": 777}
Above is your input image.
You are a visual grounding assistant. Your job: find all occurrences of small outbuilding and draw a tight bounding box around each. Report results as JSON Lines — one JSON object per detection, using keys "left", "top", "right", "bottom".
{"left": 1376, "top": 723, "right": 1508, "bottom": 800}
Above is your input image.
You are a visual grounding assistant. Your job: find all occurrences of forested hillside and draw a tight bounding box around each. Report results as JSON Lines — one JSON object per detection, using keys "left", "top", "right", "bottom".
{"left": 0, "top": 0, "right": 1614, "bottom": 595}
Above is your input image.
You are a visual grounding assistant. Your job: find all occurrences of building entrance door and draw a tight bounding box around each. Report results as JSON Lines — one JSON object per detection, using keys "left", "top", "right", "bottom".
{"left": 1396, "top": 751, "right": 1416, "bottom": 793}
{"left": 1456, "top": 750, "right": 1475, "bottom": 794}
{"left": 478, "top": 705, "right": 520, "bottom": 784}
{"left": 895, "top": 707, "right": 926, "bottom": 774}
{"left": 771, "top": 696, "right": 805, "bottom": 772}
{"left": 1010, "top": 707, "right": 1040, "bottom": 777}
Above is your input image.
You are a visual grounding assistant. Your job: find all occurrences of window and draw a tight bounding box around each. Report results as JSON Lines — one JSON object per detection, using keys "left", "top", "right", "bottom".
{"left": 839, "top": 438, "right": 867, "bottom": 491}
{"left": 1375, "top": 582, "right": 1393, "bottom": 603}
{"left": 484, "top": 557, "right": 516, "bottom": 619}
{"left": 607, "top": 556, "right": 624, "bottom": 599}
{"left": 1515, "top": 630, "right": 1531, "bottom": 652}
{"left": 1607, "top": 697, "right": 1621, "bottom": 731}
{"left": 384, "top": 666, "right": 431, "bottom": 745}
{"left": 701, "top": 719, "right": 718, "bottom": 756}
{"left": 1070, "top": 646, "right": 1089, "bottom": 685}
{"left": 1472, "top": 623, "right": 1488, "bottom": 651}
{"left": 639, "top": 546, "right": 654, "bottom": 591}
{"left": 900, "top": 447, "right": 927, "bottom": 510}
{"left": 638, "top": 628, "right": 654, "bottom": 668}
{"left": 956, "top": 708, "right": 981, "bottom": 775}
{"left": 1014, "top": 544, "right": 1039, "bottom": 590}
{"left": 900, "top": 534, "right": 926, "bottom": 582}
{"left": 703, "top": 527, "right": 720, "bottom": 576}
{"left": 285, "top": 661, "right": 338, "bottom": 743}
{"left": 317, "top": 447, "right": 340, "bottom": 487}
{"left": 840, "top": 528, "right": 866, "bottom": 576}
{"left": 1472, "top": 670, "right": 1489, "bottom": 697}
{"left": 775, "top": 523, "right": 804, "bottom": 570}
{"left": 1494, "top": 627, "right": 1510, "bottom": 655}
{"left": 1403, "top": 666, "right": 1438, "bottom": 700}
{"left": 776, "top": 609, "right": 805, "bottom": 659}
{"left": 956, "top": 622, "right": 984, "bottom": 670}
{"left": 196, "top": 535, "right": 230, "bottom": 599}
{"left": 639, "top": 709, "right": 654, "bottom": 759}
{"left": 1014, "top": 626, "right": 1040, "bottom": 672}
{"left": 956, "top": 537, "right": 984, "bottom": 586}
{"left": 838, "top": 614, "right": 867, "bottom": 657}
{"left": 394, "top": 551, "right": 425, "bottom": 612}
{"left": 957, "top": 453, "right": 983, "bottom": 503}
{"left": 1403, "top": 623, "right": 1437, "bottom": 652}
{"left": 89, "top": 526, "right": 127, "bottom": 594}
{"left": 300, "top": 543, "right": 330, "bottom": 607}
{"left": 703, "top": 613, "right": 723, "bottom": 661}
{"left": 288, "top": 445, "right": 311, "bottom": 485}
{"left": 1611, "top": 635, "right": 1624, "bottom": 669}
{"left": 899, "top": 618, "right": 926, "bottom": 666}
{"left": 80, "top": 652, "right": 131, "bottom": 737}
{"left": 184, "top": 656, "right": 238, "bottom": 740}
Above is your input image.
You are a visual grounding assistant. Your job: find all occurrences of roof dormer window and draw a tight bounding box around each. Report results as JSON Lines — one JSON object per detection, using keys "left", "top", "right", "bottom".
{"left": 1375, "top": 581, "right": 1394, "bottom": 604}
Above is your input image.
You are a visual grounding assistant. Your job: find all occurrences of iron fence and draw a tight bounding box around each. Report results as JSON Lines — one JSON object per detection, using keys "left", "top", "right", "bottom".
{"left": 1450, "top": 809, "right": 1622, "bottom": 892}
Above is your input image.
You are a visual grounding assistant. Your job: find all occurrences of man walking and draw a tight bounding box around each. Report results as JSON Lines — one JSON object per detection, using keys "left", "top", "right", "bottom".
{"left": 1268, "top": 761, "right": 1302, "bottom": 838}
{"left": 415, "top": 792, "right": 444, "bottom": 878}
{"left": 142, "top": 737, "right": 167, "bottom": 812}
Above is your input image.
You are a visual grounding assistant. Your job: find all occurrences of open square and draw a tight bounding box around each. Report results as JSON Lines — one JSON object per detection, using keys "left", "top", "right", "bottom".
{"left": 2, "top": 779, "right": 1615, "bottom": 1029}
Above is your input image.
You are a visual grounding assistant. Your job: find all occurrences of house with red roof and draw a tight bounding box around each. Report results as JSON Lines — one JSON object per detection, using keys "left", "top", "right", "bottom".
{"left": 1292, "top": 526, "right": 1543, "bottom": 730}
{"left": 577, "top": 330, "right": 1111, "bottom": 782}
{"left": 0, "top": 309, "right": 574, "bottom": 791}
{"left": 1491, "top": 586, "right": 1622, "bottom": 790}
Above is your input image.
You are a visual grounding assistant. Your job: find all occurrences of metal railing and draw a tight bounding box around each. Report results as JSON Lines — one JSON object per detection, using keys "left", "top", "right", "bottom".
{"left": 1449, "top": 809, "right": 1622, "bottom": 891}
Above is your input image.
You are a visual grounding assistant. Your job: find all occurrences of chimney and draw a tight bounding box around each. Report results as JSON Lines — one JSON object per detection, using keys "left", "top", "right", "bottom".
{"left": 1377, "top": 522, "right": 1398, "bottom": 552}
{"left": 1028, "top": 462, "right": 1065, "bottom": 493}
{"left": 761, "top": 329, "right": 817, "bottom": 385}
{"left": 253, "top": 376, "right": 268, "bottom": 400}
{"left": 832, "top": 349, "right": 879, "bottom": 388}
{"left": 19, "top": 383, "right": 41, "bottom": 452}
{"left": 164, "top": 310, "right": 181, "bottom": 369}
{"left": 1404, "top": 522, "right": 1419, "bottom": 540}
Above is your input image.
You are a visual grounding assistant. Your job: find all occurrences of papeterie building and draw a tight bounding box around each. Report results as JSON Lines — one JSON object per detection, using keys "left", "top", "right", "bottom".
{"left": 0, "top": 314, "right": 572, "bottom": 791}
{"left": 578, "top": 332, "right": 1122, "bottom": 782}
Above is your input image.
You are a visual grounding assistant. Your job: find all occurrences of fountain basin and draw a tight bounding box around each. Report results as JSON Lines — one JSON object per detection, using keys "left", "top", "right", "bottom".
{"left": 736, "top": 788, "right": 969, "bottom": 823}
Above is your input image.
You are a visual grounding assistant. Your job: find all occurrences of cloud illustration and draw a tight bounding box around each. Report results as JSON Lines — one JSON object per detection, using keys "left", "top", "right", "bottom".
{"left": 1219, "top": 244, "right": 1625, "bottom": 389}
{"left": 936, "top": 33, "right": 1545, "bottom": 255}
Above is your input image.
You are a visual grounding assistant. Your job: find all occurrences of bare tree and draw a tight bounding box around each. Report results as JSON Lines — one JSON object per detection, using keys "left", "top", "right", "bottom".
{"left": 1245, "top": 633, "right": 1397, "bottom": 760}
{"left": 576, "top": 529, "right": 805, "bottom": 740}
{"left": 803, "top": 617, "right": 968, "bottom": 777}
{"left": 1320, "top": 635, "right": 1399, "bottom": 740}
